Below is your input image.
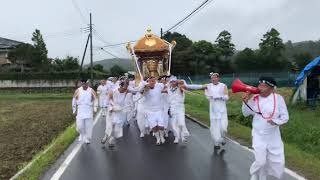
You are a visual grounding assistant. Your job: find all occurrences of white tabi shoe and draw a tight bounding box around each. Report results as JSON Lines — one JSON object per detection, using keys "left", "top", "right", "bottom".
{"left": 79, "top": 135, "right": 83, "bottom": 142}
{"left": 108, "top": 137, "right": 115, "bottom": 148}
{"left": 101, "top": 134, "right": 109, "bottom": 144}
{"left": 84, "top": 138, "right": 90, "bottom": 144}
{"left": 174, "top": 137, "right": 179, "bottom": 144}
{"left": 140, "top": 133, "right": 145, "bottom": 138}
{"left": 164, "top": 130, "right": 169, "bottom": 138}
{"left": 154, "top": 132, "right": 161, "bottom": 145}
{"left": 181, "top": 137, "right": 187, "bottom": 144}
{"left": 159, "top": 131, "right": 166, "bottom": 144}
{"left": 250, "top": 174, "right": 258, "bottom": 180}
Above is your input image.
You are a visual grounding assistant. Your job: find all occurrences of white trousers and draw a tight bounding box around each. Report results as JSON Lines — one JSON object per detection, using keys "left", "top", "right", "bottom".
{"left": 250, "top": 131, "right": 285, "bottom": 179}
{"left": 76, "top": 117, "right": 93, "bottom": 141}
{"left": 105, "top": 112, "right": 124, "bottom": 139}
{"left": 170, "top": 111, "right": 189, "bottom": 139}
{"left": 137, "top": 104, "right": 149, "bottom": 134}
{"left": 147, "top": 110, "right": 165, "bottom": 129}
{"left": 209, "top": 111, "right": 228, "bottom": 145}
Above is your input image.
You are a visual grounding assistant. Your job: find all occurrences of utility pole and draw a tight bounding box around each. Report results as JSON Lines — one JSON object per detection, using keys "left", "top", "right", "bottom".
{"left": 160, "top": 28, "right": 163, "bottom": 39}
{"left": 90, "top": 13, "right": 93, "bottom": 86}
{"left": 76, "top": 34, "right": 90, "bottom": 87}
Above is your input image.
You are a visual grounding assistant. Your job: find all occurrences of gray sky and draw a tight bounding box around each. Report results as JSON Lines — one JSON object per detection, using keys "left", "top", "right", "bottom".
{"left": 1, "top": 0, "right": 319, "bottom": 64}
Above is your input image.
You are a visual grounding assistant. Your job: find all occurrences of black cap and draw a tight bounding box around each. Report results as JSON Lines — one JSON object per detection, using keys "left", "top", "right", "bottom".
{"left": 259, "top": 76, "right": 277, "bottom": 87}
{"left": 80, "top": 78, "right": 89, "bottom": 83}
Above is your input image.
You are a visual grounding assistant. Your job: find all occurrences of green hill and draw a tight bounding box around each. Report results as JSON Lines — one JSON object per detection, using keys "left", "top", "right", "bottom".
{"left": 85, "top": 58, "right": 134, "bottom": 71}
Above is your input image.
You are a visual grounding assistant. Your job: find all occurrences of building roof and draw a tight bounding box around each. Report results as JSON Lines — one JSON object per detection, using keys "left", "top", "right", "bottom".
{"left": 0, "top": 37, "right": 22, "bottom": 49}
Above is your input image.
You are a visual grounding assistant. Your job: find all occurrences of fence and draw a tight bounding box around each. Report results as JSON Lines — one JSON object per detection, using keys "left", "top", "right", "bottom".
{"left": 178, "top": 72, "right": 299, "bottom": 87}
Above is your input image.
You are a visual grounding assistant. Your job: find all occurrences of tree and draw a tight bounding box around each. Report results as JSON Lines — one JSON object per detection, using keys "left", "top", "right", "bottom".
{"left": 259, "top": 28, "right": 285, "bottom": 58}
{"left": 233, "top": 48, "right": 258, "bottom": 72}
{"left": 110, "top": 65, "right": 125, "bottom": 75}
{"left": 8, "top": 43, "right": 37, "bottom": 72}
{"left": 215, "top": 30, "right": 235, "bottom": 58}
{"left": 51, "top": 58, "right": 64, "bottom": 72}
{"left": 93, "top": 64, "right": 104, "bottom": 72}
{"left": 293, "top": 52, "right": 313, "bottom": 70}
{"left": 31, "top": 29, "right": 48, "bottom": 70}
{"left": 163, "top": 32, "right": 193, "bottom": 51}
{"left": 163, "top": 32, "right": 195, "bottom": 75}
{"left": 191, "top": 40, "right": 217, "bottom": 74}
{"left": 258, "top": 28, "right": 289, "bottom": 71}
{"left": 62, "top": 56, "right": 79, "bottom": 71}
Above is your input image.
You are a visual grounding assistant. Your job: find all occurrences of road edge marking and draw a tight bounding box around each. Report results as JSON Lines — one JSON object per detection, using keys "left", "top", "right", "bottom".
{"left": 50, "top": 110, "right": 102, "bottom": 180}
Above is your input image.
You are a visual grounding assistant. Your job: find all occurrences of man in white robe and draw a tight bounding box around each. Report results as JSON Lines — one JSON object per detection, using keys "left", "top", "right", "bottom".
{"left": 242, "top": 76, "right": 289, "bottom": 180}
{"left": 167, "top": 76, "right": 190, "bottom": 144}
{"left": 97, "top": 80, "right": 110, "bottom": 117}
{"left": 72, "top": 79, "right": 97, "bottom": 144}
{"left": 101, "top": 80, "right": 129, "bottom": 147}
{"left": 124, "top": 77, "right": 136, "bottom": 126}
{"left": 205, "top": 73, "right": 229, "bottom": 149}
{"left": 142, "top": 77, "right": 167, "bottom": 145}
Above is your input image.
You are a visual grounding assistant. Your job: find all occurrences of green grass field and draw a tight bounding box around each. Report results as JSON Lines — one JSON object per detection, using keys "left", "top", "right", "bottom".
{"left": 0, "top": 93, "right": 76, "bottom": 180}
{"left": 185, "top": 88, "right": 320, "bottom": 180}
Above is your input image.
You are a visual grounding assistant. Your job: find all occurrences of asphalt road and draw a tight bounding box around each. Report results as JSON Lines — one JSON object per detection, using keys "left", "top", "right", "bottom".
{"left": 46, "top": 114, "right": 300, "bottom": 180}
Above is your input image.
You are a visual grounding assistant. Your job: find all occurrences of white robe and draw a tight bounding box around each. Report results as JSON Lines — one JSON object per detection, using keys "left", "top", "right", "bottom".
{"left": 142, "top": 83, "right": 166, "bottom": 128}
{"left": 242, "top": 93, "right": 289, "bottom": 179}
{"left": 205, "top": 82, "right": 229, "bottom": 145}
{"left": 168, "top": 87, "right": 189, "bottom": 139}
{"left": 105, "top": 89, "right": 127, "bottom": 139}
{"left": 162, "top": 91, "right": 170, "bottom": 129}
{"left": 72, "top": 87, "right": 95, "bottom": 141}
{"left": 125, "top": 80, "right": 136, "bottom": 123}
{"left": 97, "top": 84, "right": 110, "bottom": 108}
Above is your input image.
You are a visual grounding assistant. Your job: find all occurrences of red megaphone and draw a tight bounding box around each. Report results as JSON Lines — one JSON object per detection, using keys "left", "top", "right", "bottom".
{"left": 232, "top": 79, "right": 260, "bottom": 94}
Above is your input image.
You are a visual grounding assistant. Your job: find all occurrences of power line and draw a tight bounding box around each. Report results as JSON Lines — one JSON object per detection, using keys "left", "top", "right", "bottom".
{"left": 163, "top": 0, "right": 213, "bottom": 34}
{"left": 71, "top": 0, "right": 88, "bottom": 25}
{"left": 96, "top": 0, "right": 214, "bottom": 48}
{"left": 93, "top": 29, "right": 131, "bottom": 57}
{"left": 99, "top": 47, "right": 121, "bottom": 59}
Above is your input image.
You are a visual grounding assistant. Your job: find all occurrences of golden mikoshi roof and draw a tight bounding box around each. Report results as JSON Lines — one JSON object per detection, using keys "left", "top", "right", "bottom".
{"left": 134, "top": 29, "right": 171, "bottom": 53}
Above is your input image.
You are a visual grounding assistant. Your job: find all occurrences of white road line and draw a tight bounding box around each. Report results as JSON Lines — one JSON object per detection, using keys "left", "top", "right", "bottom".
{"left": 186, "top": 114, "right": 306, "bottom": 180}
{"left": 50, "top": 110, "right": 102, "bottom": 180}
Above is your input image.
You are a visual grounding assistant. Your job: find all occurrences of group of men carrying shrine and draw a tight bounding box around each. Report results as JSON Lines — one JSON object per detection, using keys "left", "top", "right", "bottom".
{"left": 72, "top": 73, "right": 289, "bottom": 180}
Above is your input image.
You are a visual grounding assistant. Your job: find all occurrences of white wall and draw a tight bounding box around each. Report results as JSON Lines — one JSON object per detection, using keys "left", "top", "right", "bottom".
{"left": 0, "top": 80, "right": 78, "bottom": 88}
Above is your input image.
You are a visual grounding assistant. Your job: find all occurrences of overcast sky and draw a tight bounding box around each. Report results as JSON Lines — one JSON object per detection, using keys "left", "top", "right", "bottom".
{"left": 1, "top": 0, "right": 319, "bottom": 64}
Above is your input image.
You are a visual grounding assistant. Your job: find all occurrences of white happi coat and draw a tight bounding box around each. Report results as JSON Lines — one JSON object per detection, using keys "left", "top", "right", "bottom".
{"left": 142, "top": 83, "right": 166, "bottom": 129}
{"left": 97, "top": 84, "right": 110, "bottom": 108}
{"left": 205, "top": 82, "right": 229, "bottom": 145}
{"left": 125, "top": 80, "right": 136, "bottom": 122}
{"left": 72, "top": 87, "right": 95, "bottom": 140}
{"left": 162, "top": 87, "right": 170, "bottom": 129}
{"left": 168, "top": 87, "right": 189, "bottom": 139}
{"left": 105, "top": 89, "right": 127, "bottom": 138}
{"left": 242, "top": 93, "right": 289, "bottom": 179}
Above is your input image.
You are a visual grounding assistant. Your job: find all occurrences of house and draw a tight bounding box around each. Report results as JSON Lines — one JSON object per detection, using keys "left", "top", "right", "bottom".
{"left": 0, "top": 37, "right": 22, "bottom": 67}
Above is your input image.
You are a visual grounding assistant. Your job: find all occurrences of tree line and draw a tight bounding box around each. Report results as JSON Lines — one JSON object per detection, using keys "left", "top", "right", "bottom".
{"left": 5, "top": 28, "right": 318, "bottom": 76}
{"left": 164, "top": 28, "right": 317, "bottom": 75}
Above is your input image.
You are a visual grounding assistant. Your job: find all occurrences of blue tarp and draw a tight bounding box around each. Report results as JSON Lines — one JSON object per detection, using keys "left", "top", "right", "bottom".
{"left": 295, "top": 56, "right": 320, "bottom": 87}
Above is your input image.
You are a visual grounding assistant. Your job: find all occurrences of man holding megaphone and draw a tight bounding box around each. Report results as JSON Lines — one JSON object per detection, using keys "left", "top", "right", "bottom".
{"left": 235, "top": 77, "right": 289, "bottom": 180}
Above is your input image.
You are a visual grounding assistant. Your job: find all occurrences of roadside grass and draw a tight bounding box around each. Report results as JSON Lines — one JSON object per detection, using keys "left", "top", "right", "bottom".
{"left": 185, "top": 88, "right": 320, "bottom": 179}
